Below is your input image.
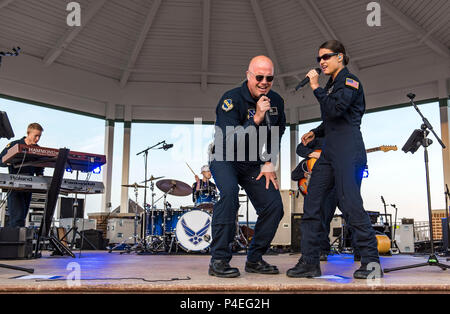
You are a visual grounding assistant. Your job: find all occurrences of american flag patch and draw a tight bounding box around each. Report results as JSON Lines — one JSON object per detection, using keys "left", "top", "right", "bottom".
{"left": 345, "top": 78, "right": 359, "bottom": 89}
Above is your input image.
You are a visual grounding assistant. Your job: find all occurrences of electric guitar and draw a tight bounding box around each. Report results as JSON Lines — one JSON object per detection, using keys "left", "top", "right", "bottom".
{"left": 298, "top": 145, "right": 397, "bottom": 196}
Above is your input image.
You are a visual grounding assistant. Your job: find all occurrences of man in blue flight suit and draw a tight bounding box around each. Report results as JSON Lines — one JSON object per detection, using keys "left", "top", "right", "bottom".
{"left": 208, "top": 55, "right": 286, "bottom": 278}
{"left": 287, "top": 41, "right": 381, "bottom": 279}
{"left": 294, "top": 138, "right": 360, "bottom": 262}
{"left": 0, "top": 123, "right": 44, "bottom": 227}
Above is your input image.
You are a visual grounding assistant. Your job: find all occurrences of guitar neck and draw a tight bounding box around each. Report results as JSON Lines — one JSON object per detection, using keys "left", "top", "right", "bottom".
{"left": 366, "top": 147, "right": 381, "bottom": 153}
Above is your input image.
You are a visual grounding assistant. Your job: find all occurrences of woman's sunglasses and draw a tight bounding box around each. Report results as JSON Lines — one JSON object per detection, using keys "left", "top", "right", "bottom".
{"left": 317, "top": 52, "right": 339, "bottom": 63}
{"left": 248, "top": 71, "right": 274, "bottom": 82}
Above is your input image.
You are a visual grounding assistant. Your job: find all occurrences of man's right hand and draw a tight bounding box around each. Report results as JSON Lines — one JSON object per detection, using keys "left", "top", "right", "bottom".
{"left": 195, "top": 175, "right": 200, "bottom": 183}
{"left": 253, "top": 95, "right": 271, "bottom": 125}
{"left": 301, "top": 131, "right": 315, "bottom": 146}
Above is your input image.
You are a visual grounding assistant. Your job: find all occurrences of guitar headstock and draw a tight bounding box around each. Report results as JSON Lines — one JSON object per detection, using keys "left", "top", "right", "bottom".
{"left": 379, "top": 145, "right": 398, "bottom": 152}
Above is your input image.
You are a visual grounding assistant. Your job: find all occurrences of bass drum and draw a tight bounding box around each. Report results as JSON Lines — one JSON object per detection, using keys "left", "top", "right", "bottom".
{"left": 175, "top": 210, "right": 212, "bottom": 252}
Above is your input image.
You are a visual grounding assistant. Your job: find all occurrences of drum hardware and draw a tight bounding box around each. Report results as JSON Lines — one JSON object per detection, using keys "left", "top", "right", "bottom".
{"left": 108, "top": 183, "right": 146, "bottom": 254}
{"left": 136, "top": 141, "right": 172, "bottom": 254}
{"left": 59, "top": 170, "right": 97, "bottom": 255}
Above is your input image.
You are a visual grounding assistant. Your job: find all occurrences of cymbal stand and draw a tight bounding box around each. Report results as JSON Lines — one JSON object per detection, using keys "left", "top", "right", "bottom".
{"left": 149, "top": 186, "right": 174, "bottom": 252}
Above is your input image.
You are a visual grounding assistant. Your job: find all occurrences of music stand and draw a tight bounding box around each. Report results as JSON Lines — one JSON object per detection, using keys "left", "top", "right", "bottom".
{"left": 384, "top": 93, "right": 449, "bottom": 273}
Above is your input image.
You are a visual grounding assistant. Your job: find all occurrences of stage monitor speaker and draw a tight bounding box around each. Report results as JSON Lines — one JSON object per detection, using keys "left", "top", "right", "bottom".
{"left": 0, "top": 227, "right": 34, "bottom": 259}
{"left": 291, "top": 213, "right": 303, "bottom": 252}
{"left": 76, "top": 229, "right": 107, "bottom": 250}
{"left": 57, "top": 197, "right": 85, "bottom": 219}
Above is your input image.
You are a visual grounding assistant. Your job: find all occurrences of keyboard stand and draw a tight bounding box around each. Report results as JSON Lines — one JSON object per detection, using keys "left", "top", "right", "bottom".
{"left": 34, "top": 148, "right": 75, "bottom": 258}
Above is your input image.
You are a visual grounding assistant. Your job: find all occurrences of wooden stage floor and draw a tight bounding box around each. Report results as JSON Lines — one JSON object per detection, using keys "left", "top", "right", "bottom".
{"left": 0, "top": 251, "right": 449, "bottom": 293}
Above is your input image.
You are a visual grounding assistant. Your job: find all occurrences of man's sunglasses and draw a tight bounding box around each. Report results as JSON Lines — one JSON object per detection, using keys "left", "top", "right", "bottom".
{"left": 317, "top": 52, "right": 339, "bottom": 63}
{"left": 248, "top": 71, "right": 274, "bottom": 82}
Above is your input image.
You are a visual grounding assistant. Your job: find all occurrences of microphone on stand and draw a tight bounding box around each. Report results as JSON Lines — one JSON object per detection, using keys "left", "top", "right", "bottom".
{"left": 381, "top": 195, "right": 386, "bottom": 205}
{"left": 295, "top": 68, "right": 322, "bottom": 91}
{"left": 157, "top": 142, "right": 174, "bottom": 150}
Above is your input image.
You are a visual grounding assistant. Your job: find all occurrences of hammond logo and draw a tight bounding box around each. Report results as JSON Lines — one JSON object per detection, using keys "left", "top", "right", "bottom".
{"left": 181, "top": 218, "right": 211, "bottom": 245}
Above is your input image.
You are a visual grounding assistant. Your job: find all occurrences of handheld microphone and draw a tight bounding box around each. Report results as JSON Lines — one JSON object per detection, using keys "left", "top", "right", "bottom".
{"left": 259, "top": 94, "right": 271, "bottom": 130}
{"left": 295, "top": 68, "right": 322, "bottom": 91}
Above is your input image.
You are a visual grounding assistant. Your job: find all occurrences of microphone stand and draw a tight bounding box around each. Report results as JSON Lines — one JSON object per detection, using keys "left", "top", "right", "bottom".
{"left": 136, "top": 141, "right": 168, "bottom": 254}
{"left": 384, "top": 93, "right": 449, "bottom": 273}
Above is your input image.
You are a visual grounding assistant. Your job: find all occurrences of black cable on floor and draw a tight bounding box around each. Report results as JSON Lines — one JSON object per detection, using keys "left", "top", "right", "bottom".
{"left": 34, "top": 276, "right": 191, "bottom": 283}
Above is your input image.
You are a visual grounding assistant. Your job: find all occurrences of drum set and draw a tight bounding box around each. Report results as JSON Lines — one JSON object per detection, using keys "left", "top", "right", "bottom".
{"left": 110, "top": 176, "right": 223, "bottom": 254}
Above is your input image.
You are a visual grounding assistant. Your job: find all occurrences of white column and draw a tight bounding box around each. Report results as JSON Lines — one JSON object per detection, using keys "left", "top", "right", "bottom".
{"left": 101, "top": 118, "right": 115, "bottom": 212}
{"left": 120, "top": 105, "right": 132, "bottom": 213}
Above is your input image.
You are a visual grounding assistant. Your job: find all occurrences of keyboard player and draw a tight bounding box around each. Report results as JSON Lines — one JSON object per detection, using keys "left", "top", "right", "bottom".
{"left": 0, "top": 123, "right": 45, "bottom": 227}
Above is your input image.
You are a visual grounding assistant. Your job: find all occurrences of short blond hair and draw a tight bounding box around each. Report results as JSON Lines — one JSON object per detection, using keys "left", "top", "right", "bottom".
{"left": 27, "top": 123, "right": 43, "bottom": 133}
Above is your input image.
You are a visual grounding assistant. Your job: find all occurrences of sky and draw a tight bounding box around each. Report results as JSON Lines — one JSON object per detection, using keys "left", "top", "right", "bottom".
{"left": 0, "top": 97, "right": 445, "bottom": 224}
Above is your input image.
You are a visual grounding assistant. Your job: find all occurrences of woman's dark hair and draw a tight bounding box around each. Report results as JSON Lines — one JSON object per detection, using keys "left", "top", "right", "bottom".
{"left": 319, "top": 40, "right": 349, "bottom": 65}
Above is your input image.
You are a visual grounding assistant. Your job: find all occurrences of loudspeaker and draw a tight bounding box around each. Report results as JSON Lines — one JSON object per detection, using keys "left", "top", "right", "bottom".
{"left": 57, "top": 197, "right": 85, "bottom": 219}
{"left": 291, "top": 213, "right": 303, "bottom": 252}
{"left": 75, "top": 229, "right": 107, "bottom": 250}
{"left": 0, "top": 227, "right": 35, "bottom": 259}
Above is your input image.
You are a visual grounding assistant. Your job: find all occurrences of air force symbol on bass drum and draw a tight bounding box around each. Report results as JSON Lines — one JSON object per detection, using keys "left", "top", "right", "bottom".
{"left": 175, "top": 210, "right": 213, "bottom": 252}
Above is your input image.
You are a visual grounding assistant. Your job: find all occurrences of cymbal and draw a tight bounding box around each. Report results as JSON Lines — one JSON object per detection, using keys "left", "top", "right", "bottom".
{"left": 122, "top": 182, "right": 147, "bottom": 189}
{"left": 141, "top": 175, "right": 164, "bottom": 183}
{"left": 156, "top": 179, "right": 192, "bottom": 197}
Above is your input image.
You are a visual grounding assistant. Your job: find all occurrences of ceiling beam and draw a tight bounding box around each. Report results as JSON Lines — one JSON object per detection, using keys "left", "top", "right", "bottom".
{"left": 0, "top": 0, "right": 15, "bottom": 9}
{"left": 201, "top": 0, "right": 211, "bottom": 91}
{"left": 120, "top": 0, "right": 162, "bottom": 88}
{"left": 250, "top": 0, "right": 286, "bottom": 91}
{"left": 383, "top": 0, "right": 450, "bottom": 58}
{"left": 297, "top": 0, "right": 361, "bottom": 76}
{"left": 43, "top": 0, "right": 107, "bottom": 66}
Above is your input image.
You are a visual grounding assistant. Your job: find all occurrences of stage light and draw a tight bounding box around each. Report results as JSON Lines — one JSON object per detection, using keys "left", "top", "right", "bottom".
{"left": 65, "top": 167, "right": 72, "bottom": 173}
{"left": 93, "top": 166, "right": 101, "bottom": 174}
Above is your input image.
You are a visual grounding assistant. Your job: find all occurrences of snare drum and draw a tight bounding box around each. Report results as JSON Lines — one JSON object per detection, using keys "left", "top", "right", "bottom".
{"left": 175, "top": 210, "right": 212, "bottom": 252}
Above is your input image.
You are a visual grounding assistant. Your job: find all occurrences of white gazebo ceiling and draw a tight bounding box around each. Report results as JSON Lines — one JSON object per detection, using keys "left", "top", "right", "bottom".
{"left": 0, "top": 0, "right": 449, "bottom": 123}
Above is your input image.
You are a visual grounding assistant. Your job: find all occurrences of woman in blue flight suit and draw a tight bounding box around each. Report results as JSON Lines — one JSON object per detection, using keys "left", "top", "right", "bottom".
{"left": 295, "top": 139, "right": 361, "bottom": 262}
{"left": 287, "top": 40, "right": 381, "bottom": 279}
